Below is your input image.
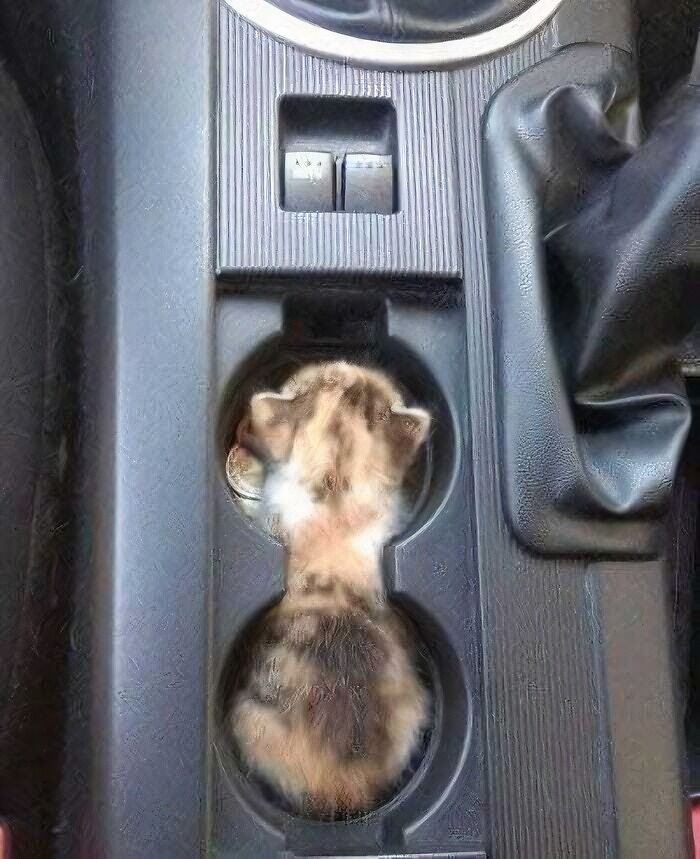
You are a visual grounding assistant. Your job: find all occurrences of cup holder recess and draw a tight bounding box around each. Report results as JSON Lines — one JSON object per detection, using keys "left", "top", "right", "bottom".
{"left": 213, "top": 290, "right": 483, "bottom": 854}
{"left": 217, "top": 294, "right": 456, "bottom": 544}
{"left": 216, "top": 598, "right": 471, "bottom": 825}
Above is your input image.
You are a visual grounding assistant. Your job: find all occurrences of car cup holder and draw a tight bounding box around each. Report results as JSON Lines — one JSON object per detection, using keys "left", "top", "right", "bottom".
{"left": 211, "top": 289, "right": 486, "bottom": 857}
{"left": 221, "top": 351, "right": 439, "bottom": 538}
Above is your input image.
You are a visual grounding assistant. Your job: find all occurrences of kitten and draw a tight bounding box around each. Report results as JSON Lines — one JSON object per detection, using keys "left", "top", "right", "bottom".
{"left": 229, "top": 361, "right": 432, "bottom": 818}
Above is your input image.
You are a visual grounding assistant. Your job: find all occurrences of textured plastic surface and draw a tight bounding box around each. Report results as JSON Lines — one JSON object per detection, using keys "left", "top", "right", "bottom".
{"left": 218, "top": 10, "right": 462, "bottom": 279}
{"left": 72, "top": 1, "right": 215, "bottom": 855}
{"left": 83, "top": 0, "right": 685, "bottom": 854}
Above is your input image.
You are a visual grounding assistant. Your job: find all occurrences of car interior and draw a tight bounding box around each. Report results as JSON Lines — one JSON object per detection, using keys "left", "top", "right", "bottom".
{"left": 0, "top": 0, "right": 698, "bottom": 857}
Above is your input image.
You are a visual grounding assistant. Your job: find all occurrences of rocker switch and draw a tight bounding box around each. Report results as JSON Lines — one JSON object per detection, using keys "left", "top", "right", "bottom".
{"left": 283, "top": 151, "right": 335, "bottom": 212}
{"left": 342, "top": 153, "right": 394, "bottom": 214}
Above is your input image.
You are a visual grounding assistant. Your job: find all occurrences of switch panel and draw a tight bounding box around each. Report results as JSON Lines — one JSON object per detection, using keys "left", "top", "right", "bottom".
{"left": 278, "top": 96, "right": 398, "bottom": 215}
{"left": 342, "top": 153, "right": 394, "bottom": 214}
{"left": 283, "top": 151, "right": 335, "bottom": 212}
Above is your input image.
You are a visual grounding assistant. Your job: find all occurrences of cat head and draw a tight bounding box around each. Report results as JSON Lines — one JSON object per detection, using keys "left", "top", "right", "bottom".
{"left": 247, "top": 361, "right": 430, "bottom": 508}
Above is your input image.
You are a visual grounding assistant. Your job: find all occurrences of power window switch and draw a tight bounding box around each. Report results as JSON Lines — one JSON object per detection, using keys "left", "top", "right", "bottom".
{"left": 343, "top": 153, "right": 394, "bottom": 214}
{"left": 283, "top": 151, "right": 335, "bottom": 212}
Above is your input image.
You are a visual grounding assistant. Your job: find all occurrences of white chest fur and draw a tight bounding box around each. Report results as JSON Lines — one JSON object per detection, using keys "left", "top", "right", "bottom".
{"left": 261, "top": 463, "right": 407, "bottom": 559}
{"left": 262, "top": 462, "right": 315, "bottom": 532}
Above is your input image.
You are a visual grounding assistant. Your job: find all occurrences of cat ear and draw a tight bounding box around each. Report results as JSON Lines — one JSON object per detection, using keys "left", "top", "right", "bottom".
{"left": 388, "top": 405, "right": 431, "bottom": 468}
{"left": 249, "top": 391, "right": 296, "bottom": 461}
